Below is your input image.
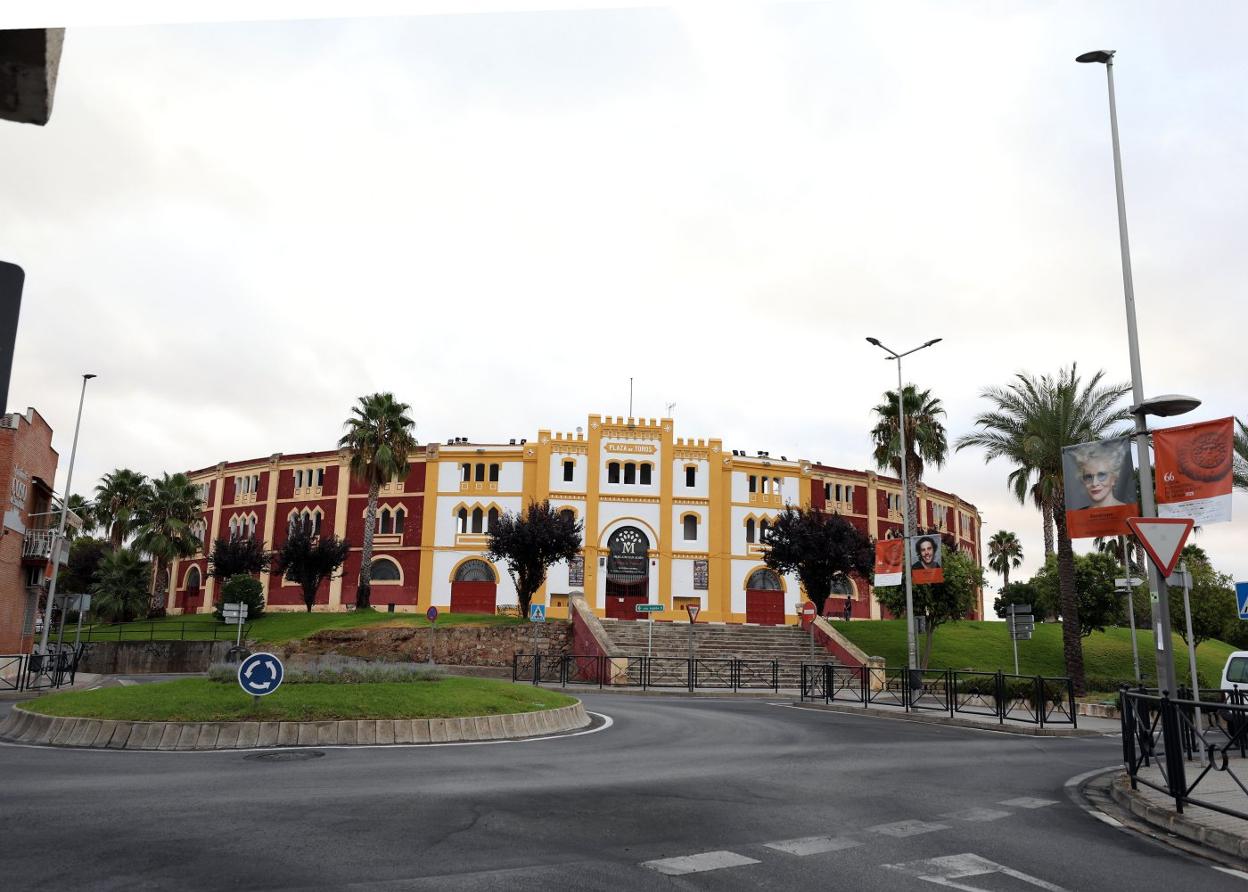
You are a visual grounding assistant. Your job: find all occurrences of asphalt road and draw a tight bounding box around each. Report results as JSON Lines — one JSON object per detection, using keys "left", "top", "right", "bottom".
{"left": 0, "top": 692, "right": 1242, "bottom": 890}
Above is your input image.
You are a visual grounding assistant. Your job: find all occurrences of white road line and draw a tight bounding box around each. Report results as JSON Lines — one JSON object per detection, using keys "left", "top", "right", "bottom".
{"left": 641, "top": 851, "right": 760, "bottom": 876}
{"left": 762, "top": 836, "right": 862, "bottom": 856}
{"left": 866, "top": 819, "right": 951, "bottom": 838}
{"left": 118, "top": 679, "right": 137, "bottom": 687}
{"left": 885, "top": 852, "right": 1069, "bottom": 891}
{"left": 1063, "top": 765, "right": 1121, "bottom": 789}
{"left": 998, "top": 797, "right": 1059, "bottom": 809}
{"left": 940, "top": 807, "right": 1012, "bottom": 823}
{"left": 1213, "top": 866, "right": 1248, "bottom": 882}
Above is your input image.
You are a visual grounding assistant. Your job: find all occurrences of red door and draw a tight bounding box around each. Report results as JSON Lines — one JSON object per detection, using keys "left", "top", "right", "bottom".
{"left": 607, "top": 594, "right": 647, "bottom": 620}
{"left": 450, "top": 581, "right": 497, "bottom": 614}
{"left": 745, "top": 590, "right": 785, "bottom": 625}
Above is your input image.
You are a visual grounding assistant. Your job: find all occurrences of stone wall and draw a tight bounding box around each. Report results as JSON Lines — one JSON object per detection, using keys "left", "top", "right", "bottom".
{"left": 282, "top": 622, "right": 573, "bottom": 667}
{"left": 78, "top": 640, "right": 232, "bottom": 675}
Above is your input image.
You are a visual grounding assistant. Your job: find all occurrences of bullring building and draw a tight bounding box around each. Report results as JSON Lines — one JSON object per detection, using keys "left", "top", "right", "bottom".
{"left": 169, "top": 414, "right": 982, "bottom": 624}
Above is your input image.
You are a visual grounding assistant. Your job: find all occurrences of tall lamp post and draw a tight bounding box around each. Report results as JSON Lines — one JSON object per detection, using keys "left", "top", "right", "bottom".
{"left": 1076, "top": 50, "right": 1202, "bottom": 694}
{"left": 866, "top": 337, "right": 942, "bottom": 679}
{"left": 37, "top": 373, "right": 95, "bottom": 655}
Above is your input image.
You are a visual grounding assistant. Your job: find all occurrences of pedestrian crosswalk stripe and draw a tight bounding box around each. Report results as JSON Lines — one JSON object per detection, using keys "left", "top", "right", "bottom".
{"left": 641, "top": 851, "right": 760, "bottom": 876}
{"left": 763, "top": 836, "right": 862, "bottom": 856}
{"left": 998, "top": 797, "right": 1059, "bottom": 809}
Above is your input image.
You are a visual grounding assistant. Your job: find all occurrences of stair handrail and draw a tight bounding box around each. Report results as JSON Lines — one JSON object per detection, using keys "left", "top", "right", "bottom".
{"left": 810, "top": 616, "right": 873, "bottom": 669}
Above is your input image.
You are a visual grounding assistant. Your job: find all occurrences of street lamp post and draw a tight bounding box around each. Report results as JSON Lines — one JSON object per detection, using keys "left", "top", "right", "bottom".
{"left": 1077, "top": 49, "right": 1181, "bottom": 694}
{"left": 866, "top": 337, "right": 942, "bottom": 679}
{"left": 37, "top": 373, "right": 95, "bottom": 656}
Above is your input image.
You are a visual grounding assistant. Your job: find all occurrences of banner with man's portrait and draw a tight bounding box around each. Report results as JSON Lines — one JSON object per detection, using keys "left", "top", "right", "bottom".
{"left": 1154, "top": 417, "right": 1234, "bottom": 525}
{"left": 1062, "top": 435, "right": 1138, "bottom": 538}
{"left": 910, "top": 535, "right": 944, "bottom": 585}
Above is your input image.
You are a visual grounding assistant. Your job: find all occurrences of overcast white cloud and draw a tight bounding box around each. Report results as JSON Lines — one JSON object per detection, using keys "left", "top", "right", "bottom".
{"left": 1, "top": 1, "right": 1244, "bottom": 598}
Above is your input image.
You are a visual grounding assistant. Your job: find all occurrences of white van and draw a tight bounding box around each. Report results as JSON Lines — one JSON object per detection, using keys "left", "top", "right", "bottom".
{"left": 1220, "top": 651, "right": 1248, "bottom": 693}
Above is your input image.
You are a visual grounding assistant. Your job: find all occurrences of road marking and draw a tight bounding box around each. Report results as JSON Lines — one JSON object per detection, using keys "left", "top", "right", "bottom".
{"left": 940, "top": 807, "right": 1012, "bottom": 823}
{"left": 885, "top": 852, "right": 1068, "bottom": 891}
{"left": 998, "top": 797, "right": 1059, "bottom": 809}
{"left": 867, "top": 819, "right": 950, "bottom": 838}
{"left": 763, "top": 835, "right": 861, "bottom": 856}
{"left": 118, "top": 679, "right": 137, "bottom": 687}
{"left": 642, "top": 851, "right": 760, "bottom": 875}
{"left": 1213, "top": 866, "right": 1248, "bottom": 882}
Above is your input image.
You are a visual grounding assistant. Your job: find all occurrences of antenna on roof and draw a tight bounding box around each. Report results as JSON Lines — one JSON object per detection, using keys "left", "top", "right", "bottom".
{"left": 629, "top": 377, "right": 634, "bottom": 417}
{"left": 665, "top": 401, "right": 676, "bottom": 417}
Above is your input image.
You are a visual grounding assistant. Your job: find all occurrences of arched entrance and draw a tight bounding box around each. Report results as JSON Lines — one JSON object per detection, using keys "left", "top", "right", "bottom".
{"left": 745, "top": 568, "right": 784, "bottom": 625}
{"left": 450, "top": 558, "right": 498, "bottom": 614}
{"left": 605, "top": 526, "right": 649, "bottom": 620}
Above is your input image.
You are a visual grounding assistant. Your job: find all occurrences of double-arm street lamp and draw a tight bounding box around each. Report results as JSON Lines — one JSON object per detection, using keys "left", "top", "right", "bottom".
{"left": 866, "top": 336, "right": 942, "bottom": 678}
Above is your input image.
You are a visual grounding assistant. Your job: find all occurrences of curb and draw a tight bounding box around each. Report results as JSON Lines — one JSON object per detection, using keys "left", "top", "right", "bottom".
{"left": 1108, "top": 772, "right": 1248, "bottom": 862}
{"left": 790, "top": 700, "right": 1101, "bottom": 737}
{"left": 0, "top": 701, "right": 590, "bottom": 751}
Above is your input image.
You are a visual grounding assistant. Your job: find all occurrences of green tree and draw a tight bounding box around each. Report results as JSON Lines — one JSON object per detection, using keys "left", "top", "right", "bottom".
{"left": 1233, "top": 417, "right": 1247, "bottom": 492}
{"left": 133, "top": 472, "right": 203, "bottom": 617}
{"left": 90, "top": 548, "right": 151, "bottom": 623}
{"left": 339, "top": 393, "right": 418, "bottom": 609}
{"left": 213, "top": 574, "right": 265, "bottom": 621}
{"left": 869, "top": 385, "right": 948, "bottom": 532}
{"left": 486, "top": 500, "right": 582, "bottom": 620}
{"left": 761, "top": 506, "right": 874, "bottom": 615}
{"left": 874, "top": 546, "right": 984, "bottom": 669}
{"left": 1029, "top": 551, "right": 1124, "bottom": 637}
{"left": 207, "top": 535, "right": 271, "bottom": 581}
{"left": 986, "top": 530, "right": 1024, "bottom": 588}
{"left": 955, "top": 365, "right": 1131, "bottom": 695}
{"left": 992, "top": 579, "right": 1039, "bottom": 620}
{"left": 59, "top": 536, "right": 111, "bottom": 596}
{"left": 273, "top": 528, "right": 351, "bottom": 612}
{"left": 93, "top": 468, "right": 149, "bottom": 549}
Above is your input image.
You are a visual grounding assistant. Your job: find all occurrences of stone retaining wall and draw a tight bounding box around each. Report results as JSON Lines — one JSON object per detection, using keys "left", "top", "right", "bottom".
{"left": 0, "top": 702, "right": 589, "bottom": 750}
{"left": 286, "top": 622, "right": 573, "bottom": 667}
{"left": 77, "top": 641, "right": 233, "bottom": 675}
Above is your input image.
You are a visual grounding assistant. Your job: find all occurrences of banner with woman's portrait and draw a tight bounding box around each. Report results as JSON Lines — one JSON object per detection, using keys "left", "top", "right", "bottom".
{"left": 1062, "top": 435, "right": 1138, "bottom": 538}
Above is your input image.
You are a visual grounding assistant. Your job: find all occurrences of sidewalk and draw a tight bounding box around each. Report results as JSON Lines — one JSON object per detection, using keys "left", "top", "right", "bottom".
{"left": 1112, "top": 758, "right": 1248, "bottom": 861}
{"left": 0, "top": 672, "right": 103, "bottom": 702}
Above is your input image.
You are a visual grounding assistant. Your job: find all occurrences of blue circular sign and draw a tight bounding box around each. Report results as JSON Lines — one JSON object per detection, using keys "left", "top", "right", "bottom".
{"left": 237, "top": 651, "right": 284, "bottom": 697}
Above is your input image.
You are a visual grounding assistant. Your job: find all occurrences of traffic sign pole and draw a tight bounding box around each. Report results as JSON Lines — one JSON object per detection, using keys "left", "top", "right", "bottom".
{"left": 426, "top": 606, "right": 439, "bottom": 665}
{"left": 686, "top": 604, "right": 699, "bottom": 663}
{"left": 1120, "top": 534, "right": 1141, "bottom": 685}
{"left": 1009, "top": 604, "right": 1019, "bottom": 676}
{"left": 1128, "top": 516, "right": 1195, "bottom": 695}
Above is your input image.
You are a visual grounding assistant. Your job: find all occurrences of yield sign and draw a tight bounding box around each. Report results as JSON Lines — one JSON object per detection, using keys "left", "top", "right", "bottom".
{"left": 686, "top": 604, "right": 700, "bottom": 623}
{"left": 1126, "top": 517, "right": 1194, "bottom": 577}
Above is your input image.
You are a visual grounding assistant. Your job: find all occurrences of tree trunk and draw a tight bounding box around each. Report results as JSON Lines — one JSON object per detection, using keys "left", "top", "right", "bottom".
{"left": 1002, "top": 565, "right": 1010, "bottom": 589}
{"left": 357, "top": 480, "right": 379, "bottom": 609}
{"left": 905, "top": 455, "right": 921, "bottom": 534}
{"left": 1041, "top": 497, "right": 1055, "bottom": 559}
{"left": 1051, "top": 495, "right": 1086, "bottom": 696}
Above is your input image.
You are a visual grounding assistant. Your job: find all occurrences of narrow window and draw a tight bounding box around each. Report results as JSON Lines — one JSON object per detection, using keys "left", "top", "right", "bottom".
{"left": 624, "top": 463, "right": 636, "bottom": 485}
{"left": 248, "top": 516, "right": 257, "bottom": 538}
{"left": 487, "top": 507, "right": 499, "bottom": 531}
{"left": 685, "top": 466, "right": 696, "bottom": 488}
{"left": 380, "top": 508, "right": 392, "bottom": 534}
{"left": 461, "top": 463, "right": 471, "bottom": 482}
{"left": 489, "top": 463, "right": 500, "bottom": 482}
{"left": 683, "top": 515, "right": 697, "bottom": 541}
{"left": 607, "top": 462, "right": 620, "bottom": 484}
{"left": 295, "top": 470, "right": 303, "bottom": 489}
{"left": 475, "top": 463, "right": 485, "bottom": 482}
{"left": 563, "top": 460, "right": 574, "bottom": 482}
{"left": 748, "top": 475, "right": 757, "bottom": 493}
{"left": 471, "top": 507, "right": 483, "bottom": 534}
{"left": 639, "top": 464, "right": 652, "bottom": 485}
{"left": 314, "top": 512, "right": 322, "bottom": 536}
{"left": 317, "top": 468, "right": 324, "bottom": 487}
{"left": 394, "top": 508, "right": 405, "bottom": 534}
{"left": 824, "top": 483, "right": 831, "bottom": 501}
{"left": 759, "top": 519, "right": 770, "bottom": 541}
{"left": 559, "top": 509, "right": 575, "bottom": 524}
{"left": 457, "top": 507, "right": 468, "bottom": 533}
{"left": 746, "top": 518, "right": 755, "bottom": 543}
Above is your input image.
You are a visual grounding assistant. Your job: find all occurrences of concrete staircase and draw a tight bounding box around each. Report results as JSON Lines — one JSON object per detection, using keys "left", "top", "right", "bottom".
{"left": 598, "top": 619, "right": 833, "bottom": 689}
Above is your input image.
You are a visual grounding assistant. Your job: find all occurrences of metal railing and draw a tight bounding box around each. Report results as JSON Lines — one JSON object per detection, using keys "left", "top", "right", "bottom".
{"left": 0, "top": 646, "right": 85, "bottom": 692}
{"left": 801, "top": 665, "right": 1077, "bottom": 729}
{"left": 1121, "top": 687, "right": 1248, "bottom": 821}
{"left": 79, "top": 621, "right": 250, "bottom": 642}
{"left": 511, "top": 655, "right": 781, "bottom": 693}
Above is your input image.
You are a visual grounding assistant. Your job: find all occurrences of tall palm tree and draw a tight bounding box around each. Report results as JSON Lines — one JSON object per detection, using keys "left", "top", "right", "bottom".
{"left": 60, "top": 493, "right": 97, "bottom": 542}
{"left": 339, "top": 393, "right": 417, "bottom": 609}
{"left": 955, "top": 365, "right": 1130, "bottom": 695}
{"left": 90, "top": 548, "right": 151, "bottom": 623}
{"left": 133, "top": 472, "right": 204, "bottom": 615}
{"left": 870, "top": 385, "right": 948, "bottom": 532}
{"left": 986, "top": 530, "right": 1024, "bottom": 588}
{"left": 1234, "top": 417, "right": 1248, "bottom": 492}
{"left": 94, "top": 469, "right": 149, "bottom": 548}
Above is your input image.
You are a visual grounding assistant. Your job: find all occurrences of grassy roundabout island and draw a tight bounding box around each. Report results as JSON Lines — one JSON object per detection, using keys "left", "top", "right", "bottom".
{"left": 27, "top": 676, "right": 577, "bottom": 723}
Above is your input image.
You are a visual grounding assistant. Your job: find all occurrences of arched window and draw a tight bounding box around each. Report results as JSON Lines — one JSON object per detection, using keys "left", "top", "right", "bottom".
{"left": 288, "top": 514, "right": 298, "bottom": 536}
{"left": 746, "top": 568, "right": 783, "bottom": 591}
{"left": 313, "top": 512, "right": 322, "bottom": 536}
{"left": 487, "top": 507, "right": 499, "bottom": 532}
{"left": 639, "top": 464, "right": 652, "bottom": 485}
{"left": 608, "top": 462, "right": 620, "bottom": 484}
{"left": 682, "top": 515, "right": 698, "bottom": 541}
{"left": 748, "top": 475, "right": 757, "bottom": 493}
{"left": 624, "top": 463, "right": 636, "bottom": 485}
{"left": 745, "top": 518, "right": 755, "bottom": 543}
{"left": 475, "top": 463, "right": 485, "bottom": 482}
{"left": 370, "top": 557, "right": 401, "bottom": 582}
{"left": 759, "top": 518, "right": 770, "bottom": 541}
{"left": 563, "top": 460, "right": 574, "bottom": 482}
{"left": 379, "top": 508, "right": 392, "bottom": 534}
{"left": 488, "top": 463, "right": 499, "bottom": 482}
{"left": 461, "top": 463, "right": 471, "bottom": 482}
{"left": 471, "top": 507, "right": 484, "bottom": 534}
{"left": 186, "top": 566, "right": 201, "bottom": 592}
{"left": 559, "top": 508, "right": 575, "bottom": 524}
{"left": 302, "top": 510, "right": 314, "bottom": 535}
{"left": 248, "top": 516, "right": 257, "bottom": 538}
{"left": 454, "top": 559, "right": 496, "bottom": 583}
{"left": 457, "top": 507, "right": 468, "bottom": 533}
{"left": 295, "top": 469, "right": 303, "bottom": 489}
{"left": 394, "top": 508, "right": 405, "bottom": 534}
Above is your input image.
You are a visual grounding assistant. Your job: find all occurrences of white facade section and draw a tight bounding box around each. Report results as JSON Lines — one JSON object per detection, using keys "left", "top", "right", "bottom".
{"left": 672, "top": 503, "right": 707, "bottom": 552}
{"left": 728, "top": 559, "right": 801, "bottom": 615}
{"left": 437, "top": 460, "right": 463, "bottom": 492}
{"left": 549, "top": 453, "right": 587, "bottom": 493}
{"left": 669, "top": 559, "right": 706, "bottom": 607}
{"left": 595, "top": 502, "right": 662, "bottom": 550}
{"left": 673, "top": 459, "right": 709, "bottom": 498}
{"left": 428, "top": 552, "right": 517, "bottom": 607}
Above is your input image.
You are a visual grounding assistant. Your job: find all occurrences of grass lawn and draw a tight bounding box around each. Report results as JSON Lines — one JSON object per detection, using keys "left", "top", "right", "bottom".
{"left": 27, "top": 676, "right": 576, "bottom": 722}
{"left": 78, "top": 611, "right": 528, "bottom": 645}
{"left": 831, "top": 619, "right": 1236, "bottom": 695}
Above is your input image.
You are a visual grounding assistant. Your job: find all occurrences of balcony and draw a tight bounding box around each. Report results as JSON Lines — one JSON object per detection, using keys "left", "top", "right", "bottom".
{"left": 22, "top": 529, "right": 68, "bottom": 564}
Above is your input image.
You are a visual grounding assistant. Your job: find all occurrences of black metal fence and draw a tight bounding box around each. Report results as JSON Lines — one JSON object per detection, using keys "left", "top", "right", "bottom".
{"left": 800, "top": 664, "right": 1077, "bottom": 729}
{"left": 79, "top": 621, "right": 250, "bottom": 642}
{"left": 512, "top": 654, "right": 781, "bottom": 693}
{"left": 1121, "top": 687, "right": 1248, "bottom": 821}
{"left": 0, "top": 646, "right": 85, "bottom": 692}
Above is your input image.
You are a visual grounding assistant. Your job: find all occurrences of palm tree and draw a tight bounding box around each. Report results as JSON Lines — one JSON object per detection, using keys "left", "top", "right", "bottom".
{"left": 60, "top": 493, "right": 97, "bottom": 542}
{"left": 133, "top": 472, "right": 204, "bottom": 616}
{"left": 1234, "top": 417, "right": 1248, "bottom": 492}
{"left": 90, "top": 548, "right": 151, "bottom": 623}
{"left": 870, "top": 385, "right": 948, "bottom": 532}
{"left": 987, "top": 530, "right": 1024, "bottom": 588}
{"left": 94, "top": 469, "right": 149, "bottom": 548}
{"left": 955, "top": 365, "right": 1131, "bottom": 695}
{"left": 339, "top": 393, "right": 417, "bottom": 609}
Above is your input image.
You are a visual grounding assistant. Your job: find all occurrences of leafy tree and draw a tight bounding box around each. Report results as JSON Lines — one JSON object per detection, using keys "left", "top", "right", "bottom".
{"left": 869, "top": 385, "right": 948, "bottom": 532}
{"left": 60, "top": 537, "right": 111, "bottom": 596}
{"left": 90, "top": 548, "right": 151, "bottom": 623}
{"left": 133, "top": 472, "right": 203, "bottom": 617}
{"left": 213, "top": 574, "right": 265, "bottom": 621}
{"left": 273, "top": 528, "right": 351, "bottom": 612}
{"left": 875, "top": 547, "right": 984, "bottom": 669}
{"left": 1029, "top": 551, "right": 1124, "bottom": 637}
{"left": 992, "top": 579, "right": 1040, "bottom": 620}
{"left": 1234, "top": 417, "right": 1247, "bottom": 492}
{"left": 60, "top": 493, "right": 97, "bottom": 542}
{"left": 486, "top": 500, "right": 582, "bottom": 620}
{"left": 207, "top": 535, "right": 271, "bottom": 580}
{"left": 339, "top": 393, "right": 418, "bottom": 609}
{"left": 93, "top": 468, "right": 149, "bottom": 549}
{"left": 955, "top": 364, "right": 1131, "bottom": 695}
{"left": 761, "top": 507, "right": 873, "bottom": 615}
{"left": 1168, "top": 554, "right": 1239, "bottom": 652}
{"left": 986, "top": 530, "right": 1023, "bottom": 588}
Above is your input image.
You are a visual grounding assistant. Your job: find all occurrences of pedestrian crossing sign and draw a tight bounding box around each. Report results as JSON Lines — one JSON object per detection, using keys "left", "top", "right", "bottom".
{"left": 529, "top": 604, "right": 546, "bottom": 623}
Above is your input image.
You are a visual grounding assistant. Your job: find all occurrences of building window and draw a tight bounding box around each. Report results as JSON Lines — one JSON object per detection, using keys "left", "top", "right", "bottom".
{"left": 559, "top": 508, "right": 575, "bottom": 524}
{"left": 295, "top": 470, "right": 303, "bottom": 489}
{"left": 746, "top": 518, "right": 755, "bottom": 544}
{"left": 186, "top": 566, "right": 201, "bottom": 592}
{"left": 314, "top": 512, "right": 322, "bottom": 536}
{"left": 394, "top": 508, "right": 405, "bottom": 534}
{"left": 683, "top": 515, "right": 698, "bottom": 541}
{"left": 461, "top": 463, "right": 471, "bottom": 482}
{"left": 487, "top": 507, "right": 499, "bottom": 532}
{"left": 489, "top": 463, "right": 499, "bottom": 482}
{"left": 639, "top": 464, "right": 652, "bottom": 485}
{"left": 457, "top": 507, "right": 468, "bottom": 534}
{"left": 317, "top": 468, "right": 324, "bottom": 487}
{"left": 685, "top": 465, "right": 696, "bottom": 488}
{"left": 748, "top": 475, "right": 757, "bottom": 493}
{"left": 759, "top": 519, "right": 770, "bottom": 541}
{"left": 846, "top": 485, "right": 854, "bottom": 502}
{"left": 624, "top": 462, "right": 636, "bottom": 485}
{"left": 379, "top": 508, "right": 392, "bottom": 534}
{"left": 607, "top": 462, "right": 620, "bottom": 484}
{"left": 370, "top": 557, "right": 401, "bottom": 582}
{"left": 563, "top": 460, "right": 574, "bottom": 482}
{"left": 474, "top": 463, "right": 485, "bottom": 482}
{"left": 823, "top": 483, "right": 831, "bottom": 501}
{"left": 471, "top": 507, "right": 484, "bottom": 534}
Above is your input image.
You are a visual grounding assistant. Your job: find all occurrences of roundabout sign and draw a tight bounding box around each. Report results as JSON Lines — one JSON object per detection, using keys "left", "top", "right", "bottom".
{"left": 237, "top": 652, "right": 284, "bottom": 697}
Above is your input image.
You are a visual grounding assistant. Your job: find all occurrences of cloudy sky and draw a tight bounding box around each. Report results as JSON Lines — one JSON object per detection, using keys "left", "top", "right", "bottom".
{"left": 2, "top": 1, "right": 1245, "bottom": 596}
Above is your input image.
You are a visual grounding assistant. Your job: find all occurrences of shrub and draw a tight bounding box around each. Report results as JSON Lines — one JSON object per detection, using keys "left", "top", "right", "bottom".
{"left": 207, "top": 657, "right": 444, "bottom": 685}
{"left": 213, "top": 574, "right": 265, "bottom": 620}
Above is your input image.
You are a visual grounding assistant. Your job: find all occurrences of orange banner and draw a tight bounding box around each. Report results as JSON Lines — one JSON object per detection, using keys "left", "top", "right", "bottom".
{"left": 874, "top": 539, "right": 903, "bottom": 587}
{"left": 1062, "top": 436, "right": 1138, "bottom": 539}
{"left": 1154, "top": 417, "right": 1234, "bottom": 524}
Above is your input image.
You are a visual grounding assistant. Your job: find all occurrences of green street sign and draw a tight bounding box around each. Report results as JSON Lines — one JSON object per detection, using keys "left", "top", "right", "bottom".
{"left": 634, "top": 603, "right": 664, "bottom": 613}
